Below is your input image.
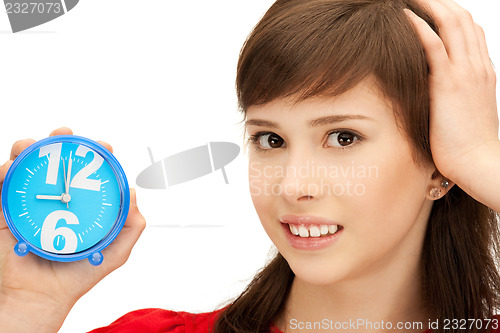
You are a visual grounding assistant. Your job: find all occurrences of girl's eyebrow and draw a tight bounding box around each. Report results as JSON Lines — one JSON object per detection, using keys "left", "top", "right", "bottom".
{"left": 245, "top": 115, "right": 373, "bottom": 129}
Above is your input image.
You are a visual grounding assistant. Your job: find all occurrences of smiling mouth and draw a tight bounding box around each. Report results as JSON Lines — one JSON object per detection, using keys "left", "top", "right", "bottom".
{"left": 287, "top": 223, "right": 343, "bottom": 238}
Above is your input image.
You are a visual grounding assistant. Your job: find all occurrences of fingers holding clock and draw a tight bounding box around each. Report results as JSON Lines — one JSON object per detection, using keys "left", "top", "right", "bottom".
{"left": 99, "top": 188, "right": 145, "bottom": 271}
{"left": 49, "top": 127, "right": 73, "bottom": 137}
{"left": 0, "top": 160, "right": 13, "bottom": 185}
{"left": 2, "top": 140, "right": 32, "bottom": 234}
{"left": 124, "top": 188, "right": 146, "bottom": 241}
{"left": 3, "top": 141, "right": 31, "bottom": 230}
{"left": 9, "top": 128, "right": 72, "bottom": 161}
{"left": 0, "top": 160, "right": 14, "bottom": 230}
{"left": 10, "top": 139, "right": 36, "bottom": 161}
{"left": 0, "top": 161, "right": 18, "bottom": 258}
{"left": 130, "top": 188, "right": 139, "bottom": 208}
{"left": 97, "top": 141, "right": 113, "bottom": 154}
{"left": 47, "top": 127, "right": 114, "bottom": 154}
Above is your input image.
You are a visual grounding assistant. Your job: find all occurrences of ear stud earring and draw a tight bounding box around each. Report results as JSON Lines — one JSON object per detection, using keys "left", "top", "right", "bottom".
{"left": 430, "top": 179, "right": 449, "bottom": 199}
{"left": 430, "top": 187, "right": 442, "bottom": 199}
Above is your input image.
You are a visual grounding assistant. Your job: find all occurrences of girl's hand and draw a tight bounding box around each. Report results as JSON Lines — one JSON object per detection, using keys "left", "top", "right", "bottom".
{"left": 405, "top": 0, "right": 498, "bottom": 184}
{"left": 0, "top": 128, "right": 146, "bottom": 333}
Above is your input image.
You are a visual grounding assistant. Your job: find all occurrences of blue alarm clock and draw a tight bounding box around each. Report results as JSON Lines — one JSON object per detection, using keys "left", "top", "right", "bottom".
{"left": 1, "top": 135, "right": 130, "bottom": 266}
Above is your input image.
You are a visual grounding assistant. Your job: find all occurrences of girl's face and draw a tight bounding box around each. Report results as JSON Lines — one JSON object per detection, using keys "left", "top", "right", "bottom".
{"left": 246, "top": 78, "right": 436, "bottom": 285}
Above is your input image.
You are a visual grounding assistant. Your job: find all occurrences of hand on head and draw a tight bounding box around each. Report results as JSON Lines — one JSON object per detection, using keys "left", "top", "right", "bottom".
{"left": 405, "top": 0, "right": 498, "bottom": 183}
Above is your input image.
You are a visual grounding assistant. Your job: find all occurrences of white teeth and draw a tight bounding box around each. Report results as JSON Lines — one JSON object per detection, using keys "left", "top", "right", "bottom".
{"left": 289, "top": 224, "right": 299, "bottom": 236}
{"left": 298, "top": 226, "right": 309, "bottom": 237}
{"left": 309, "top": 225, "right": 321, "bottom": 237}
{"left": 288, "top": 223, "right": 341, "bottom": 237}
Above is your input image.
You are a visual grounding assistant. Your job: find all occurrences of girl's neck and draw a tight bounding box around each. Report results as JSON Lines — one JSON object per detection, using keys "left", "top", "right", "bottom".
{"left": 275, "top": 259, "right": 430, "bottom": 333}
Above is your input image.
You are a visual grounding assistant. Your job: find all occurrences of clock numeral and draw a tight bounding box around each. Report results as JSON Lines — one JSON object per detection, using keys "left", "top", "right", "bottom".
{"left": 71, "top": 145, "right": 104, "bottom": 191}
{"left": 39, "top": 143, "right": 104, "bottom": 191}
{"left": 39, "top": 143, "right": 62, "bottom": 185}
{"left": 41, "top": 210, "right": 79, "bottom": 254}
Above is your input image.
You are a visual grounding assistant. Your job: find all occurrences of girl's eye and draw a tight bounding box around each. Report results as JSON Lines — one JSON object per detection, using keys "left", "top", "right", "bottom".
{"left": 326, "top": 131, "right": 360, "bottom": 148}
{"left": 249, "top": 132, "right": 285, "bottom": 150}
{"left": 248, "top": 130, "right": 361, "bottom": 152}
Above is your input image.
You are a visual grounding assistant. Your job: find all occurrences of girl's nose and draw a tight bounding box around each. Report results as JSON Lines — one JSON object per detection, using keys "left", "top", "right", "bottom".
{"left": 279, "top": 152, "right": 325, "bottom": 204}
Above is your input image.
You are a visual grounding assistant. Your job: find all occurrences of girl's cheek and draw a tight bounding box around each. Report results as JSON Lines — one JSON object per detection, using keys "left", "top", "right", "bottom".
{"left": 248, "top": 161, "right": 277, "bottom": 199}
{"left": 248, "top": 158, "right": 380, "bottom": 200}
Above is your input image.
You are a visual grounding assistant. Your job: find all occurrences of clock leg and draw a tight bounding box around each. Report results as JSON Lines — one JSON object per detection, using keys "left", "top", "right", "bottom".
{"left": 88, "top": 251, "right": 103, "bottom": 266}
{"left": 14, "top": 241, "right": 30, "bottom": 257}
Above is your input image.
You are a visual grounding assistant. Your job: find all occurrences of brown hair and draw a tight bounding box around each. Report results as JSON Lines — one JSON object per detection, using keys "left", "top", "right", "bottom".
{"left": 215, "top": 0, "right": 500, "bottom": 332}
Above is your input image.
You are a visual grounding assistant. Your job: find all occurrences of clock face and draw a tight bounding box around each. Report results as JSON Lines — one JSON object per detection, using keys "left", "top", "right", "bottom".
{"left": 3, "top": 136, "right": 127, "bottom": 257}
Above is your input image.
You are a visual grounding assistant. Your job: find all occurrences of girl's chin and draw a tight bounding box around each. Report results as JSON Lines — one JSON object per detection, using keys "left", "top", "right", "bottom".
{"left": 281, "top": 252, "right": 352, "bottom": 286}
{"left": 293, "top": 269, "right": 349, "bottom": 286}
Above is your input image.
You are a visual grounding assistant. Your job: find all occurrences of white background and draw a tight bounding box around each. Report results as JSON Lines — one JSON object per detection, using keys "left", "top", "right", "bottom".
{"left": 0, "top": 1, "right": 498, "bottom": 332}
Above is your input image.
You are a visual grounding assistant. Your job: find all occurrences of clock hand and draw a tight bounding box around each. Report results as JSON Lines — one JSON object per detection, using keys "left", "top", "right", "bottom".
{"left": 66, "top": 151, "right": 72, "bottom": 195}
{"left": 35, "top": 194, "right": 72, "bottom": 203}
{"left": 62, "top": 159, "right": 69, "bottom": 208}
{"left": 64, "top": 151, "right": 73, "bottom": 208}
{"left": 36, "top": 195, "right": 63, "bottom": 200}
{"left": 62, "top": 158, "right": 67, "bottom": 190}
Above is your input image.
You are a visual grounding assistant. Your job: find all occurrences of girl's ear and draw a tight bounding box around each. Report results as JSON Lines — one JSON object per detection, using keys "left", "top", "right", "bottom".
{"left": 426, "top": 169, "right": 455, "bottom": 201}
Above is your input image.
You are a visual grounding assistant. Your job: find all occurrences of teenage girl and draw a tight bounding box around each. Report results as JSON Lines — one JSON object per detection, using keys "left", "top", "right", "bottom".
{"left": 0, "top": 0, "right": 498, "bottom": 332}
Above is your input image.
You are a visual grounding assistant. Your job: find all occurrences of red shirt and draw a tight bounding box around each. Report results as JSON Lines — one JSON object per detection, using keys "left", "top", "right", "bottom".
{"left": 88, "top": 308, "right": 500, "bottom": 333}
{"left": 88, "top": 308, "right": 280, "bottom": 333}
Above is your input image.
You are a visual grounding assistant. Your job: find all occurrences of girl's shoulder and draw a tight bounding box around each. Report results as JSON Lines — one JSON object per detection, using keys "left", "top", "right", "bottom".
{"left": 87, "top": 307, "right": 225, "bottom": 333}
